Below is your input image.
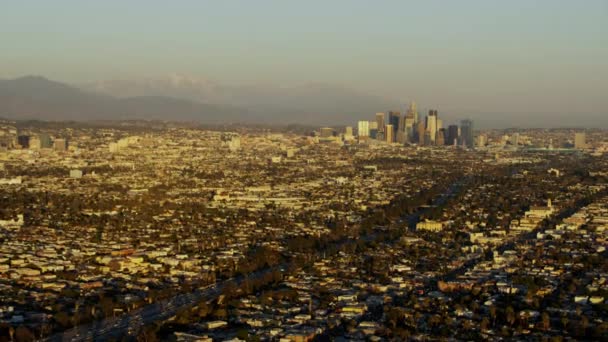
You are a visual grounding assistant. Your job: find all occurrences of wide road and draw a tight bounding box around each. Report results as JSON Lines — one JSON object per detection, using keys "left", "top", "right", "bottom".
{"left": 45, "top": 268, "right": 274, "bottom": 342}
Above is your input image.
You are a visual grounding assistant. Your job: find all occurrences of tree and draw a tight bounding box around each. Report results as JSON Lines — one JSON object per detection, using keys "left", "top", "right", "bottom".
{"left": 489, "top": 305, "right": 497, "bottom": 326}
{"left": 579, "top": 316, "right": 589, "bottom": 336}
{"left": 14, "top": 326, "right": 35, "bottom": 342}
{"left": 480, "top": 317, "right": 490, "bottom": 331}
{"left": 541, "top": 311, "right": 550, "bottom": 331}
{"left": 506, "top": 306, "right": 516, "bottom": 326}
{"left": 560, "top": 315, "right": 569, "bottom": 331}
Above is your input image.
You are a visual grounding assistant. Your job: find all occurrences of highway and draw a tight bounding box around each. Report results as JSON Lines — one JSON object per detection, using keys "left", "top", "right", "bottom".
{"left": 45, "top": 271, "right": 265, "bottom": 341}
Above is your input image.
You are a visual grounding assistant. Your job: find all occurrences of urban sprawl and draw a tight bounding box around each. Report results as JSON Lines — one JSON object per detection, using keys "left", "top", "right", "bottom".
{"left": 0, "top": 105, "right": 607, "bottom": 341}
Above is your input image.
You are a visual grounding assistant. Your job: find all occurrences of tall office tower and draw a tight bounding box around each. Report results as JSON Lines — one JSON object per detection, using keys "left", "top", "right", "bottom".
{"left": 447, "top": 125, "right": 459, "bottom": 146}
{"left": 320, "top": 127, "right": 334, "bottom": 138}
{"left": 29, "top": 136, "right": 41, "bottom": 150}
{"left": 39, "top": 133, "right": 52, "bottom": 148}
{"left": 357, "top": 121, "right": 370, "bottom": 137}
{"left": 574, "top": 132, "right": 586, "bottom": 149}
{"left": 416, "top": 120, "right": 426, "bottom": 145}
{"left": 436, "top": 128, "right": 446, "bottom": 146}
{"left": 396, "top": 126, "right": 406, "bottom": 144}
{"left": 385, "top": 124, "right": 394, "bottom": 143}
{"left": 17, "top": 135, "right": 30, "bottom": 148}
{"left": 404, "top": 102, "right": 418, "bottom": 143}
{"left": 436, "top": 118, "right": 443, "bottom": 131}
{"left": 388, "top": 111, "right": 400, "bottom": 141}
{"left": 426, "top": 110, "right": 438, "bottom": 144}
{"left": 460, "top": 119, "right": 474, "bottom": 148}
{"left": 408, "top": 102, "right": 419, "bottom": 123}
{"left": 477, "top": 134, "right": 487, "bottom": 148}
{"left": 510, "top": 132, "right": 520, "bottom": 146}
{"left": 345, "top": 126, "right": 353, "bottom": 137}
{"left": 54, "top": 138, "right": 67, "bottom": 152}
{"left": 375, "top": 113, "right": 385, "bottom": 140}
{"left": 369, "top": 121, "right": 378, "bottom": 139}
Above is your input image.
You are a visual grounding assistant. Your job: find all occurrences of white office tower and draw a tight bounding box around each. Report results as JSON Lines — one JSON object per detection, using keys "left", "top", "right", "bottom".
{"left": 228, "top": 136, "right": 241, "bottom": 151}
{"left": 385, "top": 124, "right": 394, "bottom": 143}
{"left": 477, "top": 134, "right": 487, "bottom": 148}
{"left": 344, "top": 126, "right": 354, "bottom": 140}
{"left": 426, "top": 110, "right": 438, "bottom": 143}
{"left": 510, "top": 133, "right": 520, "bottom": 147}
{"left": 574, "top": 132, "right": 586, "bottom": 149}
{"left": 357, "top": 120, "right": 370, "bottom": 137}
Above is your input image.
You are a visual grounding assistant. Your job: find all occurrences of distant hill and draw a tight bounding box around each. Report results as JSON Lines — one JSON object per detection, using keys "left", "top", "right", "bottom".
{"left": 0, "top": 76, "right": 246, "bottom": 123}
{"left": 80, "top": 74, "right": 399, "bottom": 125}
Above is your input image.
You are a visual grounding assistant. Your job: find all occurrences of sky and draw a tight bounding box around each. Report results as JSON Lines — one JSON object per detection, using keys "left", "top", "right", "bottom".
{"left": 1, "top": 0, "right": 607, "bottom": 121}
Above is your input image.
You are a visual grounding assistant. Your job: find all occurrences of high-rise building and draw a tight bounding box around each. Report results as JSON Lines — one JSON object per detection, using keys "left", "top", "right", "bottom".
{"left": 29, "top": 136, "right": 41, "bottom": 150}
{"left": 436, "top": 128, "right": 446, "bottom": 146}
{"left": 407, "top": 102, "right": 418, "bottom": 124}
{"left": 510, "top": 133, "right": 520, "bottom": 146}
{"left": 357, "top": 121, "right": 370, "bottom": 137}
{"left": 320, "top": 127, "right": 334, "bottom": 138}
{"left": 39, "top": 133, "right": 52, "bottom": 149}
{"left": 447, "top": 125, "right": 459, "bottom": 146}
{"left": 404, "top": 103, "right": 417, "bottom": 143}
{"left": 460, "top": 119, "right": 474, "bottom": 148}
{"left": 416, "top": 120, "right": 426, "bottom": 145}
{"left": 369, "top": 121, "right": 378, "bottom": 139}
{"left": 375, "top": 113, "right": 385, "bottom": 140}
{"left": 426, "top": 110, "right": 438, "bottom": 144}
{"left": 54, "top": 138, "right": 67, "bottom": 152}
{"left": 345, "top": 126, "right": 353, "bottom": 137}
{"left": 477, "top": 134, "right": 487, "bottom": 148}
{"left": 574, "top": 132, "right": 586, "bottom": 149}
{"left": 388, "top": 111, "right": 400, "bottom": 142}
{"left": 17, "top": 135, "right": 30, "bottom": 148}
{"left": 385, "top": 124, "right": 394, "bottom": 144}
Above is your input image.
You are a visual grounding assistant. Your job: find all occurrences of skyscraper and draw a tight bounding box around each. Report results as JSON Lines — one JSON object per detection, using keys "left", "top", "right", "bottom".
{"left": 357, "top": 121, "right": 370, "bottom": 137}
{"left": 510, "top": 133, "right": 520, "bottom": 147}
{"left": 385, "top": 124, "right": 394, "bottom": 144}
{"left": 436, "top": 128, "right": 446, "bottom": 146}
{"left": 426, "top": 110, "right": 438, "bottom": 144}
{"left": 17, "top": 135, "right": 30, "bottom": 148}
{"left": 319, "top": 127, "right": 335, "bottom": 138}
{"left": 344, "top": 126, "right": 353, "bottom": 137}
{"left": 375, "top": 113, "right": 385, "bottom": 141}
{"left": 39, "top": 133, "right": 52, "bottom": 149}
{"left": 388, "top": 111, "right": 400, "bottom": 142}
{"left": 460, "top": 119, "right": 474, "bottom": 148}
{"left": 405, "top": 102, "right": 417, "bottom": 143}
{"left": 477, "top": 134, "right": 487, "bottom": 148}
{"left": 369, "top": 121, "right": 378, "bottom": 139}
{"left": 574, "top": 132, "right": 586, "bottom": 149}
{"left": 416, "top": 120, "right": 426, "bottom": 145}
{"left": 54, "top": 138, "right": 67, "bottom": 152}
{"left": 447, "top": 125, "right": 459, "bottom": 146}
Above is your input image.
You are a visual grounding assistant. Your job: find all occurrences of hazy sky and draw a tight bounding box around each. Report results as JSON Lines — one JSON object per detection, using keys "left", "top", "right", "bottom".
{"left": 1, "top": 0, "right": 607, "bottom": 119}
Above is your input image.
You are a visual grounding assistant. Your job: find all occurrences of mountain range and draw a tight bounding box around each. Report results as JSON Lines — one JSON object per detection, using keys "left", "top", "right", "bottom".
{"left": 0, "top": 75, "right": 397, "bottom": 125}
{"left": 2, "top": 75, "right": 605, "bottom": 128}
